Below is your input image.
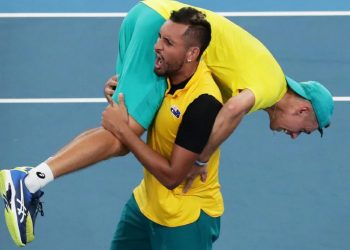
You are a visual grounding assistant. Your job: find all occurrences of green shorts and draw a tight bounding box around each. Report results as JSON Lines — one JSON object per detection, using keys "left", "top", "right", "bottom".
{"left": 113, "top": 3, "right": 167, "bottom": 129}
{"left": 110, "top": 195, "right": 221, "bottom": 250}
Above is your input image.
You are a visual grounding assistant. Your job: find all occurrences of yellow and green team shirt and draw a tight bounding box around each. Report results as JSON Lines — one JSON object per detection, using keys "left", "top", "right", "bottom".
{"left": 143, "top": 0, "right": 287, "bottom": 112}
{"left": 133, "top": 61, "right": 224, "bottom": 227}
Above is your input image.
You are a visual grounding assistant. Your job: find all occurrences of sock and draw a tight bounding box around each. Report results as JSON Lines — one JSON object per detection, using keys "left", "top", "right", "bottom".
{"left": 24, "top": 162, "right": 54, "bottom": 193}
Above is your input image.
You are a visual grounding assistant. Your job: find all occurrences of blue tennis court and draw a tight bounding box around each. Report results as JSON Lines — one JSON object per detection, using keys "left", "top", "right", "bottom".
{"left": 1, "top": 1, "right": 350, "bottom": 249}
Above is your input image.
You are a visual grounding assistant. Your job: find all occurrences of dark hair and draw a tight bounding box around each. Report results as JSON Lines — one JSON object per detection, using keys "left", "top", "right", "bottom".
{"left": 169, "top": 7, "right": 211, "bottom": 60}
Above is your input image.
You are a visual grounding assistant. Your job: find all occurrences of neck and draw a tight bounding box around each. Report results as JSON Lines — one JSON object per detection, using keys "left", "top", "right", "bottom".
{"left": 265, "top": 103, "right": 278, "bottom": 120}
{"left": 265, "top": 89, "right": 295, "bottom": 115}
{"left": 169, "top": 62, "right": 199, "bottom": 85}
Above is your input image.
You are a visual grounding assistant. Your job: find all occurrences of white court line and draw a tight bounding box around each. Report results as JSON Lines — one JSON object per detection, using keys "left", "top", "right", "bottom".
{"left": 0, "top": 12, "right": 348, "bottom": 104}
{"left": 0, "top": 97, "right": 348, "bottom": 103}
{"left": 0, "top": 98, "right": 106, "bottom": 103}
{"left": 0, "top": 11, "right": 350, "bottom": 18}
{"left": 0, "top": 13, "right": 126, "bottom": 18}
{"left": 333, "top": 97, "right": 350, "bottom": 102}
{"left": 218, "top": 11, "right": 350, "bottom": 17}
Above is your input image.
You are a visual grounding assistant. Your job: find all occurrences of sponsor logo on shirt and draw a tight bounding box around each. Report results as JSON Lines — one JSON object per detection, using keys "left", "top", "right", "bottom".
{"left": 170, "top": 105, "right": 181, "bottom": 118}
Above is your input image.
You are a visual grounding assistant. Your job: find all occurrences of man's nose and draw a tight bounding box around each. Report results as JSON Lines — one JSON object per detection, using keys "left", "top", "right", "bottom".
{"left": 154, "top": 38, "right": 162, "bottom": 51}
{"left": 290, "top": 132, "right": 300, "bottom": 139}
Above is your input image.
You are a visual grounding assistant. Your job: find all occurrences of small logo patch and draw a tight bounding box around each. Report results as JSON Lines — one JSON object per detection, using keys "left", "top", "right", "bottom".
{"left": 170, "top": 105, "right": 181, "bottom": 118}
{"left": 36, "top": 172, "right": 46, "bottom": 179}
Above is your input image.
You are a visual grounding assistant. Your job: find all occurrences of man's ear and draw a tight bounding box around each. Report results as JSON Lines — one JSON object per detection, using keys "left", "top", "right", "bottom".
{"left": 298, "top": 106, "right": 311, "bottom": 115}
{"left": 186, "top": 47, "right": 200, "bottom": 62}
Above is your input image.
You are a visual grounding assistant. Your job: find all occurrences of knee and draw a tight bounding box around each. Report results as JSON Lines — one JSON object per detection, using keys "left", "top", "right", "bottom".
{"left": 112, "top": 143, "right": 129, "bottom": 157}
{"left": 106, "top": 130, "right": 130, "bottom": 157}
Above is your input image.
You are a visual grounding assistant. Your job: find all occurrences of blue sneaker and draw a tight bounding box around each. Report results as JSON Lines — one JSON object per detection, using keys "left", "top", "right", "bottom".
{"left": 0, "top": 167, "right": 44, "bottom": 247}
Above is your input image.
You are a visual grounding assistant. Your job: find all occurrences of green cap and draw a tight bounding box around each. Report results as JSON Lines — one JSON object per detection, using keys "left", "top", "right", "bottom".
{"left": 286, "top": 76, "right": 334, "bottom": 136}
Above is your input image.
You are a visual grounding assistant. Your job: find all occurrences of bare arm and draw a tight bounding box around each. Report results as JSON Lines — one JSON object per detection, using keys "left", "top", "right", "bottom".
{"left": 101, "top": 94, "right": 197, "bottom": 189}
{"left": 199, "top": 89, "right": 255, "bottom": 162}
{"left": 111, "top": 123, "right": 197, "bottom": 189}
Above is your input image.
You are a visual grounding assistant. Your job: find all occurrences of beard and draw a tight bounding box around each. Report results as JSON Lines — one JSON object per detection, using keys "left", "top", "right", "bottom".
{"left": 154, "top": 60, "right": 185, "bottom": 78}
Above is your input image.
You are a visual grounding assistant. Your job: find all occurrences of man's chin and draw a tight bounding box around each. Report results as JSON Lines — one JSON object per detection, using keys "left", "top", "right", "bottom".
{"left": 154, "top": 68, "right": 164, "bottom": 76}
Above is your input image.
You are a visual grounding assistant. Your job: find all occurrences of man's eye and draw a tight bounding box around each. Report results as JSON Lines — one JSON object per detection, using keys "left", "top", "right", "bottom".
{"left": 165, "top": 39, "right": 172, "bottom": 45}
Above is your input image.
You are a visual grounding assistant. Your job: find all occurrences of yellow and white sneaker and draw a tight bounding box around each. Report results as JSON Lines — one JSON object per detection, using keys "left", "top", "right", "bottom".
{"left": 0, "top": 167, "right": 44, "bottom": 247}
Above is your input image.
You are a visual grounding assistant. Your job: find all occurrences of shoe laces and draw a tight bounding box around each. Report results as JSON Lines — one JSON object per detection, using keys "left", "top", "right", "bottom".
{"left": 31, "top": 191, "right": 45, "bottom": 218}
{"left": 3, "top": 183, "right": 12, "bottom": 211}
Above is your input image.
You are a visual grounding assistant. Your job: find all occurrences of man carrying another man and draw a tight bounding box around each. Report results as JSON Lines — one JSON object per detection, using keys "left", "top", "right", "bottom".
{"left": 0, "top": 0, "right": 333, "bottom": 247}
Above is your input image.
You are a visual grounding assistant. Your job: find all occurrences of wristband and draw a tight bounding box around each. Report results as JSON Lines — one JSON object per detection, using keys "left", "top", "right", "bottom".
{"left": 194, "top": 159, "right": 208, "bottom": 167}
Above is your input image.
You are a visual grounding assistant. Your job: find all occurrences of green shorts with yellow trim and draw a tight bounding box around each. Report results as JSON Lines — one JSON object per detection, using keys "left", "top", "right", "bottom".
{"left": 113, "top": 2, "right": 167, "bottom": 129}
{"left": 110, "top": 195, "right": 221, "bottom": 250}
